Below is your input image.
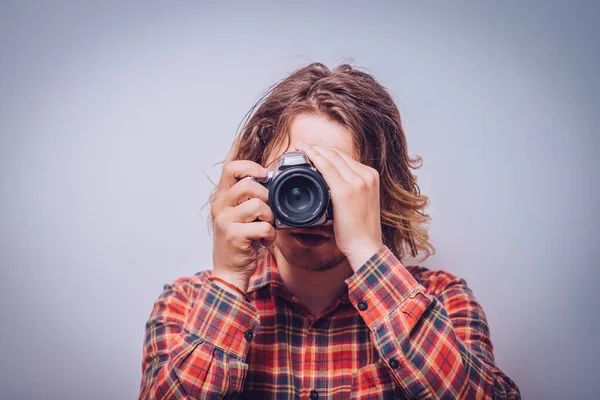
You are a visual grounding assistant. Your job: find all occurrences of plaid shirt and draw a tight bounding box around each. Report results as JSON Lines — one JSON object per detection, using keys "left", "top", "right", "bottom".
{"left": 140, "top": 246, "right": 520, "bottom": 399}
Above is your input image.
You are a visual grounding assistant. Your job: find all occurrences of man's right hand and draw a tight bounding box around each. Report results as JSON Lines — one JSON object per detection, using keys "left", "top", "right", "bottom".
{"left": 210, "top": 160, "right": 276, "bottom": 294}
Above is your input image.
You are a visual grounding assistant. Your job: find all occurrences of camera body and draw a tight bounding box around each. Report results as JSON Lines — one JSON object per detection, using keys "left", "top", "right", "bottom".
{"left": 247, "top": 152, "right": 333, "bottom": 228}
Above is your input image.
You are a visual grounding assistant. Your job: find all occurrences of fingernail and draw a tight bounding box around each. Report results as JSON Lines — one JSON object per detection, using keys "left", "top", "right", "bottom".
{"left": 295, "top": 141, "right": 307, "bottom": 149}
{"left": 259, "top": 167, "right": 269, "bottom": 176}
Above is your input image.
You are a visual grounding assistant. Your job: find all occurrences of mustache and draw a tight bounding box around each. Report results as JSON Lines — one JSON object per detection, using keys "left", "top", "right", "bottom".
{"left": 288, "top": 227, "right": 334, "bottom": 237}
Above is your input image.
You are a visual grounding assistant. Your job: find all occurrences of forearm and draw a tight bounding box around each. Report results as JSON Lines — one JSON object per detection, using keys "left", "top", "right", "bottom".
{"left": 346, "top": 247, "right": 521, "bottom": 399}
{"left": 139, "top": 277, "right": 259, "bottom": 399}
{"left": 371, "top": 294, "right": 519, "bottom": 399}
{"left": 139, "top": 331, "right": 235, "bottom": 399}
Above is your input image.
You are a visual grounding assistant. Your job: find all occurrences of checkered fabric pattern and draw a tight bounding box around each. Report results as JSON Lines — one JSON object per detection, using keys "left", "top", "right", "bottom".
{"left": 139, "top": 246, "right": 520, "bottom": 399}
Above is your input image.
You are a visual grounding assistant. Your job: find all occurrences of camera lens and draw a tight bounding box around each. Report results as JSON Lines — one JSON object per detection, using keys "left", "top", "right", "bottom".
{"left": 269, "top": 168, "right": 329, "bottom": 227}
{"left": 284, "top": 184, "right": 313, "bottom": 212}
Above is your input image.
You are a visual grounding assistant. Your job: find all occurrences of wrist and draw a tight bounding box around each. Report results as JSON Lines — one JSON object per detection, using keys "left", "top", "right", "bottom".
{"left": 208, "top": 276, "right": 247, "bottom": 299}
{"left": 211, "top": 269, "right": 250, "bottom": 293}
{"left": 345, "top": 241, "right": 384, "bottom": 272}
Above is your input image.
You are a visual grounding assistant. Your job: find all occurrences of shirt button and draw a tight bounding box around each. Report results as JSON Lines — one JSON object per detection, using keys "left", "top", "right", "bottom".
{"left": 357, "top": 299, "right": 368, "bottom": 311}
{"left": 244, "top": 330, "right": 254, "bottom": 342}
{"left": 389, "top": 358, "right": 399, "bottom": 369}
{"left": 309, "top": 390, "right": 319, "bottom": 399}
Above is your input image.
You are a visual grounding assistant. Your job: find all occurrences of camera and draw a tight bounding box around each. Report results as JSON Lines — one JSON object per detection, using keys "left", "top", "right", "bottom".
{"left": 246, "top": 151, "right": 333, "bottom": 228}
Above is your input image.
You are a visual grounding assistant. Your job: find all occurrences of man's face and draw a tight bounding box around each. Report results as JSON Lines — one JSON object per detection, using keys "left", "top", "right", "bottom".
{"left": 265, "top": 113, "right": 355, "bottom": 271}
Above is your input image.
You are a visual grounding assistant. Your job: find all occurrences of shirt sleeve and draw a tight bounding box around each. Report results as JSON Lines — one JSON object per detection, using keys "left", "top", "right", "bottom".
{"left": 139, "top": 275, "right": 260, "bottom": 399}
{"left": 345, "top": 246, "right": 521, "bottom": 399}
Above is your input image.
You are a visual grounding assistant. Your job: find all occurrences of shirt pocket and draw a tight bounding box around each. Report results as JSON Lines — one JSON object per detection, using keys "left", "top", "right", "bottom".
{"left": 350, "top": 361, "right": 406, "bottom": 400}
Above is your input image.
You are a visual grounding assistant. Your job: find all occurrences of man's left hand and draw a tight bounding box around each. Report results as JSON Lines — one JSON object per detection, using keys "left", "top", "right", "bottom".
{"left": 294, "top": 142, "right": 384, "bottom": 272}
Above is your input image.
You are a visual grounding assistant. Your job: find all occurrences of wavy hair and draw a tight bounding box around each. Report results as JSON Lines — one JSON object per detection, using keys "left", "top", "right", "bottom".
{"left": 211, "top": 63, "right": 434, "bottom": 263}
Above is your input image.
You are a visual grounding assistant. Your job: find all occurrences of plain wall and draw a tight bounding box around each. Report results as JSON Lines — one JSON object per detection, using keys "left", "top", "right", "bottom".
{"left": 1, "top": 1, "right": 599, "bottom": 399}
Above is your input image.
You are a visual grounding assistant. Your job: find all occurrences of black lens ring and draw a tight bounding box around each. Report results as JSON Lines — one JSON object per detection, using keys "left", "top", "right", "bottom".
{"left": 269, "top": 168, "right": 329, "bottom": 227}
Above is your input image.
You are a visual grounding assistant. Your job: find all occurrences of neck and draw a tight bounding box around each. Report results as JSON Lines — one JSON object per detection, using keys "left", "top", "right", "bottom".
{"left": 271, "top": 247, "right": 354, "bottom": 318}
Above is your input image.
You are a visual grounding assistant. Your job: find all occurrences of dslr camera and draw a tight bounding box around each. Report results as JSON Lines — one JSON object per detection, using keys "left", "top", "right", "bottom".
{"left": 247, "top": 152, "right": 333, "bottom": 228}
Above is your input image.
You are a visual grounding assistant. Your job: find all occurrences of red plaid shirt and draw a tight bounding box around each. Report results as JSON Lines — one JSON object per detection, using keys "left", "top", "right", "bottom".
{"left": 139, "top": 246, "right": 520, "bottom": 399}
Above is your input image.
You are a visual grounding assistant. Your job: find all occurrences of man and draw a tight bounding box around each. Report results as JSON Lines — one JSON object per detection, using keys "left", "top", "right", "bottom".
{"left": 139, "top": 63, "right": 520, "bottom": 399}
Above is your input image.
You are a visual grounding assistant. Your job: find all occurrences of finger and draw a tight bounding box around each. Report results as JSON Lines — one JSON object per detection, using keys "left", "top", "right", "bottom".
{"left": 217, "top": 160, "right": 268, "bottom": 192}
{"left": 260, "top": 235, "right": 277, "bottom": 248}
{"left": 233, "top": 221, "right": 277, "bottom": 242}
{"left": 311, "top": 145, "right": 360, "bottom": 183}
{"left": 328, "top": 147, "right": 375, "bottom": 182}
{"left": 222, "top": 177, "right": 269, "bottom": 207}
{"left": 229, "top": 198, "right": 275, "bottom": 224}
{"left": 294, "top": 142, "right": 346, "bottom": 191}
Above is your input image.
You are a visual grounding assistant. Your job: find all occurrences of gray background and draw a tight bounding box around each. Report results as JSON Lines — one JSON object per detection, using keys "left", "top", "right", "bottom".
{"left": 1, "top": 1, "right": 598, "bottom": 399}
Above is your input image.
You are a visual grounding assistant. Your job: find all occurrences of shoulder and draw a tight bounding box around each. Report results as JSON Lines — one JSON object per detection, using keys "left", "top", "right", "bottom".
{"left": 405, "top": 265, "right": 471, "bottom": 298}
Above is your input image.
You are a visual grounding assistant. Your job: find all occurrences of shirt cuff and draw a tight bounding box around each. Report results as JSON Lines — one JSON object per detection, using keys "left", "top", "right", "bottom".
{"left": 183, "top": 277, "right": 260, "bottom": 360}
{"left": 345, "top": 245, "right": 429, "bottom": 327}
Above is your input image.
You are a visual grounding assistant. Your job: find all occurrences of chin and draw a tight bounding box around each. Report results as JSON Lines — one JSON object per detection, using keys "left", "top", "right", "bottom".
{"left": 274, "top": 232, "right": 346, "bottom": 272}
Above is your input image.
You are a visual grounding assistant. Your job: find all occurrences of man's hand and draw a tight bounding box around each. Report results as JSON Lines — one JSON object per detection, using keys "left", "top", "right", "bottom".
{"left": 210, "top": 160, "right": 277, "bottom": 293}
{"left": 294, "top": 142, "right": 384, "bottom": 271}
